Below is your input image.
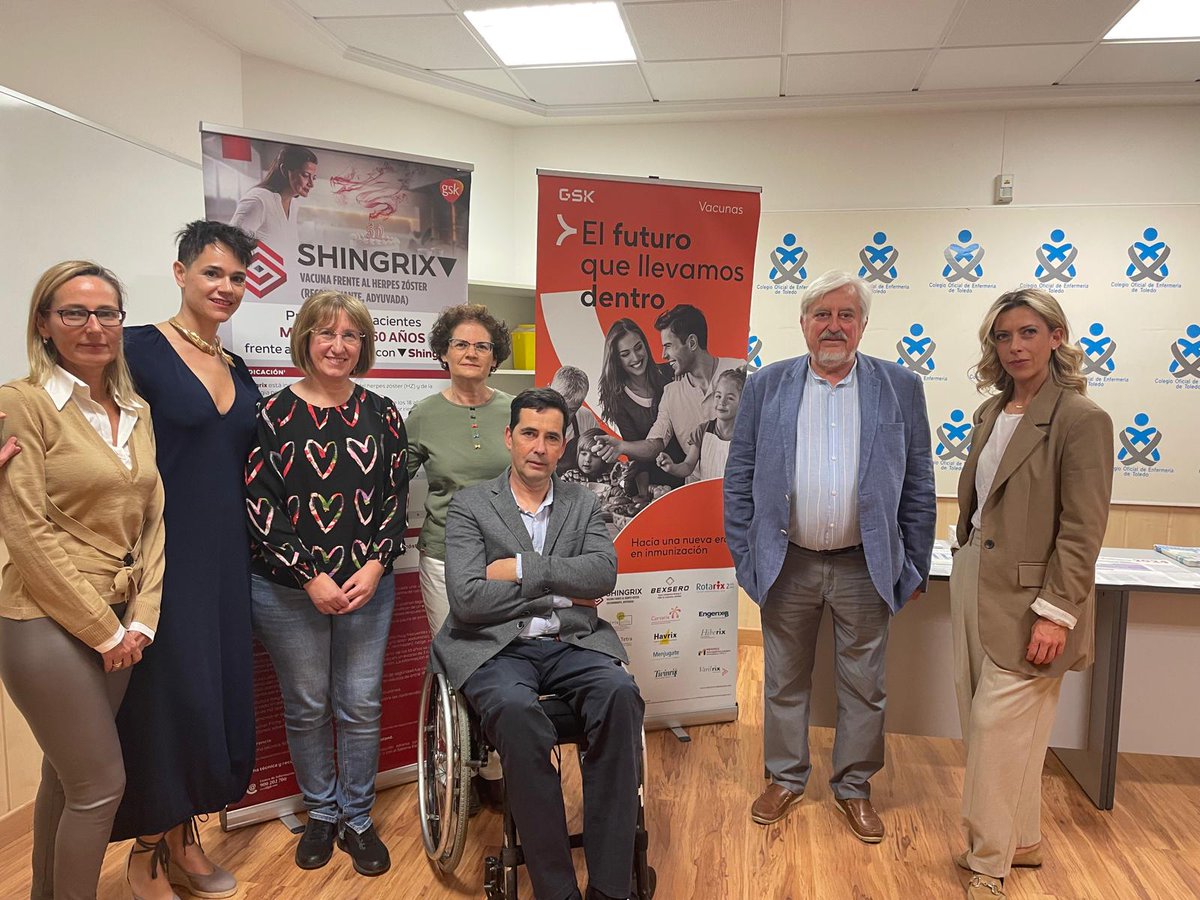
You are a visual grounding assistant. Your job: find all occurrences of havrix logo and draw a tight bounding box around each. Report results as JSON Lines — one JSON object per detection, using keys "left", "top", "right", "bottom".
{"left": 1035, "top": 229, "right": 1078, "bottom": 283}
{"left": 943, "top": 230, "right": 984, "bottom": 283}
{"left": 1079, "top": 323, "right": 1117, "bottom": 376}
{"left": 1168, "top": 325, "right": 1200, "bottom": 378}
{"left": 935, "top": 409, "right": 972, "bottom": 461}
{"left": 859, "top": 232, "right": 899, "bottom": 284}
{"left": 769, "top": 233, "right": 807, "bottom": 285}
{"left": 1127, "top": 228, "right": 1170, "bottom": 282}
{"left": 896, "top": 324, "right": 936, "bottom": 375}
{"left": 1118, "top": 413, "right": 1162, "bottom": 467}
{"left": 246, "top": 241, "right": 287, "bottom": 298}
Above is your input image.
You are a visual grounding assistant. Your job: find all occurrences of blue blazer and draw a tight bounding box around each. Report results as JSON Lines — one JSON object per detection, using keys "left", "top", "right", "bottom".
{"left": 724, "top": 352, "right": 936, "bottom": 613}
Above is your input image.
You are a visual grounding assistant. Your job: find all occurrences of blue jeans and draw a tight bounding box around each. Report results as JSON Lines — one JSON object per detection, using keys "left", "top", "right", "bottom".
{"left": 250, "top": 573, "right": 395, "bottom": 833}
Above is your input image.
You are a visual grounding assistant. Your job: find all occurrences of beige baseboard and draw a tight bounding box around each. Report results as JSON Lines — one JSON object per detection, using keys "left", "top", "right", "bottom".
{"left": 738, "top": 626, "right": 763, "bottom": 647}
{"left": 0, "top": 800, "right": 33, "bottom": 849}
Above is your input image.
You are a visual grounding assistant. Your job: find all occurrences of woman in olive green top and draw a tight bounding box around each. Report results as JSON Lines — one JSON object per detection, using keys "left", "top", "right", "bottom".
{"left": 406, "top": 304, "right": 513, "bottom": 636}
{"left": 0, "top": 261, "right": 165, "bottom": 900}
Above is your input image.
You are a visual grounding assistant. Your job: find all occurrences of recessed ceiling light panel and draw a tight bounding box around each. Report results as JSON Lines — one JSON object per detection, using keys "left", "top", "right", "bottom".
{"left": 1105, "top": 0, "right": 1200, "bottom": 41}
{"left": 465, "top": 2, "right": 636, "bottom": 67}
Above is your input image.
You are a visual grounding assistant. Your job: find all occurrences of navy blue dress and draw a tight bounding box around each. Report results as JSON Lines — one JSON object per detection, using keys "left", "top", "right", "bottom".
{"left": 112, "top": 325, "right": 260, "bottom": 838}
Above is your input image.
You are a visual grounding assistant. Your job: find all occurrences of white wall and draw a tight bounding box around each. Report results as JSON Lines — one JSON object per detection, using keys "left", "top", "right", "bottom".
{"left": 509, "top": 107, "right": 1200, "bottom": 284}
{"left": 0, "top": 0, "right": 243, "bottom": 163}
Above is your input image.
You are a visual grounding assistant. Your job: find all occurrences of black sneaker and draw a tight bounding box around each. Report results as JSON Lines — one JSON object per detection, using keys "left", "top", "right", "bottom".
{"left": 337, "top": 823, "right": 391, "bottom": 876}
{"left": 295, "top": 817, "right": 337, "bottom": 869}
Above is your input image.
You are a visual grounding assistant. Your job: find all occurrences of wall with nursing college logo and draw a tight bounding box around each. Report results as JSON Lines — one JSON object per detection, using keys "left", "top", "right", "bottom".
{"left": 750, "top": 205, "right": 1199, "bottom": 506}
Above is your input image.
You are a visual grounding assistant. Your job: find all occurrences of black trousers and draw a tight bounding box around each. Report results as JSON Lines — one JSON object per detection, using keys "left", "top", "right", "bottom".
{"left": 461, "top": 639, "right": 644, "bottom": 900}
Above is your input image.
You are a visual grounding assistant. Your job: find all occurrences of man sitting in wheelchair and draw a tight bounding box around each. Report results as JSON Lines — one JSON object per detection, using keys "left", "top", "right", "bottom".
{"left": 429, "top": 388, "right": 646, "bottom": 900}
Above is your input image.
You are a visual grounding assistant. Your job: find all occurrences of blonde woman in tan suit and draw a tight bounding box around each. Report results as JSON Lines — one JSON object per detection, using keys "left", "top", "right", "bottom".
{"left": 950, "top": 288, "right": 1113, "bottom": 899}
{"left": 0, "top": 262, "right": 166, "bottom": 900}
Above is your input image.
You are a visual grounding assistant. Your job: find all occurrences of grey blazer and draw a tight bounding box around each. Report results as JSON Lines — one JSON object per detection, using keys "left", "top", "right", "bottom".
{"left": 429, "top": 468, "right": 625, "bottom": 689}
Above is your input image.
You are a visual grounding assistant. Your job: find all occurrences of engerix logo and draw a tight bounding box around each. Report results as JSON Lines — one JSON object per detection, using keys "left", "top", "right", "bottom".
{"left": 559, "top": 188, "right": 595, "bottom": 203}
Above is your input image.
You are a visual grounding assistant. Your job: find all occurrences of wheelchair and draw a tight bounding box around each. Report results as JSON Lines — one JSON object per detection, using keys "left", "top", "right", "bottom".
{"left": 417, "top": 671, "right": 656, "bottom": 899}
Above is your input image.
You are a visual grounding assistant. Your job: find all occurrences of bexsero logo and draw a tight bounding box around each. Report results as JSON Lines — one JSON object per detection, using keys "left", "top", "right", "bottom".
{"left": 1035, "top": 228, "right": 1078, "bottom": 283}
{"left": 768, "top": 233, "right": 807, "bottom": 285}
{"left": 1126, "top": 227, "right": 1171, "bottom": 283}
{"left": 697, "top": 609, "right": 731, "bottom": 619}
{"left": 1079, "top": 323, "right": 1117, "bottom": 377}
{"left": 1118, "top": 413, "right": 1163, "bottom": 467}
{"left": 700, "top": 627, "right": 728, "bottom": 639}
{"left": 1168, "top": 325, "right": 1200, "bottom": 379}
{"left": 943, "top": 229, "right": 985, "bottom": 283}
{"left": 896, "top": 323, "right": 936, "bottom": 376}
{"left": 935, "top": 409, "right": 972, "bottom": 461}
{"left": 653, "top": 630, "right": 678, "bottom": 645}
{"left": 654, "top": 668, "right": 678, "bottom": 679}
{"left": 859, "top": 231, "right": 899, "bottom": 284}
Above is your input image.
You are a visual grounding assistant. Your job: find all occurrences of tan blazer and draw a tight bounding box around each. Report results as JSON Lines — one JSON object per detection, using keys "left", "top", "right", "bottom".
{"left": 955, "top": 382, "right": 1113, "bottom": 678}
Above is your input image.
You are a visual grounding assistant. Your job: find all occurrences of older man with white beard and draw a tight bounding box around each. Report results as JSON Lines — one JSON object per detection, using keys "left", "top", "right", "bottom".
{"left": 724, "top": 270, "right": 936, "bottom": 844}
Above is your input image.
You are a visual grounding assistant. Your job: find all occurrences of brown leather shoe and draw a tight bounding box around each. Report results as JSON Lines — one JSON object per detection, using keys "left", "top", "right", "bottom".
{"left": 966, "top": 873, "right": 1006, "bottom": 898}
{"left": 750, "top": 783, "right": 802, "bottom": 825}
{"left": 954, "top": 844, "right": 1042, "bottom": 871}
{"left": 834, "top": 797, "right": 884, "bottom": 843}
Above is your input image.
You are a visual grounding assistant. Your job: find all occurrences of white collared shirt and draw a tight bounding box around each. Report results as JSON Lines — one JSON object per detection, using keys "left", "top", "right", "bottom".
{"left": 512, "top": 482, "right": 572, "bottom": 637}
{"left": 43, "top": 366, "right": 155, "bottom": 651}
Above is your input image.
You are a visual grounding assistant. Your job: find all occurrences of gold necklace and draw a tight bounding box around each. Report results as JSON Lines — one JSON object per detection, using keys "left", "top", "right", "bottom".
{"left": 169, "top": 318, "right": 233, "bottom": 365}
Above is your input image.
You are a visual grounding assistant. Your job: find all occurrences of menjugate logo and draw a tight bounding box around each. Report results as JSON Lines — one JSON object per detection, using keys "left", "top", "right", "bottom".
{"left": 652, "top": 648, "right": 681, "bottom": 660}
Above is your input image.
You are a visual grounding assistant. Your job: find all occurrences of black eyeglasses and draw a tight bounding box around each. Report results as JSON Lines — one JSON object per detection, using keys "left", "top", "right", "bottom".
{"left": 54, "top": 308, "right": 126, "bottom": 327}
{"left": 448, "top": 338, "right": 494, "bottom": 354}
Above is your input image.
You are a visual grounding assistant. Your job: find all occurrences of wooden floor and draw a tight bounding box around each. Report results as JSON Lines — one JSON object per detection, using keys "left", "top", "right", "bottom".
{"left": 2, "top": 645, "right": 1198, "bottom": 899}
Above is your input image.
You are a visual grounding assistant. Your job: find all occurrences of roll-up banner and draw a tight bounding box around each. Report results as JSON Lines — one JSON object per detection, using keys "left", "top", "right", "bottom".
{"left": 536, "top": 170, "right": 760, "bottom": 729}
{"left": 200, "top": 124, "right": 472, "bottom": 828}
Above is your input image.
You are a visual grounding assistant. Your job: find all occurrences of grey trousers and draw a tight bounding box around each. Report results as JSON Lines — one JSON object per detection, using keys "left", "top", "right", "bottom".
{"left": 0, "top": 611, "right": 130, "bottom": 900}
{"left": 761, "top": 543, "right": 890, "bottom": 800}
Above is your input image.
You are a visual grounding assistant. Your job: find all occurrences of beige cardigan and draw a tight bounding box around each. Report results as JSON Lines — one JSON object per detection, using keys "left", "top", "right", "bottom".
{"left": 0, "top": 379, "right": 166, "bottom": 647}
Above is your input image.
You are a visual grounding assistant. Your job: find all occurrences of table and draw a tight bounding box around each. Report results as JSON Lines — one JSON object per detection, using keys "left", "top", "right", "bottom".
{"left": 929, "top": 543, "right": 1200, "bottom": 810}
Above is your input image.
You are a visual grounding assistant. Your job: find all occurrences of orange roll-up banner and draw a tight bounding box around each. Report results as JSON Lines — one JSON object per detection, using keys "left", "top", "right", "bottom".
{"left": 536, "top": 171, "right": 760, "bottom": 728}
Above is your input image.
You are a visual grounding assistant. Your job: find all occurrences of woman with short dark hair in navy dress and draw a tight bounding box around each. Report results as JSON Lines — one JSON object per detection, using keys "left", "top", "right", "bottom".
{"left": 115, "top": 221, "right": 260, "bottom": 900}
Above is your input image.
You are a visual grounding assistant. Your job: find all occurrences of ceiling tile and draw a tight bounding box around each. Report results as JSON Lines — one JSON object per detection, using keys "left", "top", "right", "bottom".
{"left": 624, "top": 0, "right": 782, "bottom": 61}
{"left": 510, "top": 63, "right": 652, "bottom": 105}
{"left": 434, "top": 67, "right": 529, "bottom": 98}
{"left": 1063, "top": 40, "right": 1200, "bottom": 84}
{"left": 642, "top": 57, "right": 780, "bottom": 101}
{"left": 299, "top": 1, "right": 450, "bottom": 14}
{"left": 782, "top": 0, "right": 959, "bottom": 54}
{"left": 945, "top": 0, "right": 1131, "bottom": 47}
{"left": 320, "top": 14, "right": 496, "bottom": 69}
{"left": 921, "top": 44, "right": 1092, "bottom": 90}
{"left": 785, "top": 49, "right": 929, "bottom": 95}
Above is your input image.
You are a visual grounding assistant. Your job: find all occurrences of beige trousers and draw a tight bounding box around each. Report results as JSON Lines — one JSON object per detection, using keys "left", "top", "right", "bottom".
{"left": 418, "top": 552, "right": 450, "bottom": 637}
{"left": 950, "top": 534, "right": 1063, "bottom": 880}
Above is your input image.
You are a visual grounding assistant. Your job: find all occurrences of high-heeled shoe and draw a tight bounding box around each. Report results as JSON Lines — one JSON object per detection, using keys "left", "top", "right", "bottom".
{"left": 166, "top": 816, "right": 237, "bottom": 899}
{"left": 126, "top": 836, "right": 181, "bottom": 900}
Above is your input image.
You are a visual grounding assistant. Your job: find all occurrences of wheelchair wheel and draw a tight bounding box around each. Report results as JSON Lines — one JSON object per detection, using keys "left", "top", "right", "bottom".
{"left": 417, "top": 672, "right": 472, "bottom": 872}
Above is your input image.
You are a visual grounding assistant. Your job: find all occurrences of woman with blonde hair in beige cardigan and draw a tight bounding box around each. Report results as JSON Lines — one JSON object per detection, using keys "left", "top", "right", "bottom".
{"left": 0, "top": 261, "right": 165, "bottom": 900}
